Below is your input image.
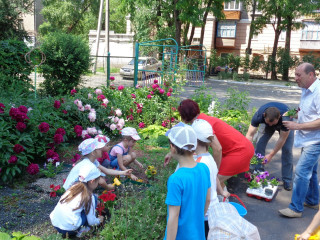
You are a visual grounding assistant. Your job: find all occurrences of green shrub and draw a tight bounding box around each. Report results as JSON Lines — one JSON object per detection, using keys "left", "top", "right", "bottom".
{"left": 0, "top": 40, "right": 33, "bottom": 92}
{"left": 276, "top": 47, "right": 299, "bottom": 76}
{"left": 39, "top": 32, "right": 91, "bottom": 96}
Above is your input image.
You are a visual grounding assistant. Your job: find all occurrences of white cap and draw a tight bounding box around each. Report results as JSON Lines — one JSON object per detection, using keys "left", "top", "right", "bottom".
{"left": 78, "top": 138, "right": 106, "bottom": 155}
{"left": 79, "top": 164, "right": 102, "bottom": 182}
{"left": 95, "top": 134, "right": 110, "bottom": 144}
{"left": 121, "top": 127, "right": 141, "bottom": 140}
{"left": 168, "top": 125, "right": 197, "bottom": 151}
{"left": 191, "top": 119, "right": 214, "bottom": 143}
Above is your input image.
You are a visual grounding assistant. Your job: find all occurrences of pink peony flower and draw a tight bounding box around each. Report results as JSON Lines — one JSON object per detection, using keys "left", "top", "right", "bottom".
{"left": 81, "top": 130, "right": 88, "bottom": 139}
{"left": 88, "top": 93, "right": 93, "bottom": 99}
{"left": 116, "top": 123, "right": 123, "bottom": 130}
{"left": 54, "top": 100, "right": 61, "bottom": 109}
{"left": 110, "top": 84, "right": 116, "bottom": 90}
{"left": 74, "top": 125, "right": 83, "bottom": 137}
{"left": 118, "top": 118, "right": 125, "bottom": 126}
{"left": 71, "top": 89, "right": 77, "bottom": 95}
{"left": 13, "top": 144, "right": 24, "bottom": 153}
{"left": 115, "top": 109, "right": 122, "bottom": 117}
{"left": 131, "top": 94, "right": 136, "bottom": 99}
{"left": 154, "top": 79, "right": 158, "bottom": 84}
{"left": 113, "top": 116, "right": 119, "bottom": 123}
{"left": 147, "top": 95, "right": 152, "bottom": 99}
{"left": 54, "top": 134, "right": 64, "bottom": 144}
{"left": 95, "top": 88, "right": 103, "bottom": 95}
{"left": 88, "top": 111, "right": 96, "bottom": 122}
{"left": 136, "top": 84, "right": 142, "bottom": 88}
{"left": 162, "top": 121, "right": 167, "bottom": 127}
{"left": 110, "top": 76, "right": 115, "bottom": 81}
{"left": 38, "top": 122, "right": 50, "bottom": 133}
{"left": 118, "top": 85, "right": 124, "bottom": 91}
{"left": 87, "top": 127, "right": 97, "bottom": 135}
{"left": 84, "top": 104, "right": 91, "bottom": 111}
{"left": 168, "top": 88, "right": 173, "bottom": 92}
{"left": 8, "top": 155, "right": 18, "bottom": 164}
{"left": 151, "top": 84, "right": 159, "bottom": 89}
{"left": 139, "top": 122, "right": 145, "bottom": 128}
{"left": 171, "top": 117, "right": 175, "bottom": 122}
{"left": 16, "top": 122, "right": 26, "bottom": 132}
{"left": 78, "top": 106, "right": 85, "bottom": 111}
{"left": 159, "top": 89, "right": 165, "bottom": 94}
{"left": 55, "top": 128, "right": 66, "bottom": 136}
{"left": 167, "top": 92, "right": 171, "bottom": 97}
{"left": 26, "top": 163, "right": 39, "bottom": 175}
{"left": 102, "top": 98, "right": 109, "bottom": 105}
{"left": 110, "top": 124, "right": 117, "bottom": 131}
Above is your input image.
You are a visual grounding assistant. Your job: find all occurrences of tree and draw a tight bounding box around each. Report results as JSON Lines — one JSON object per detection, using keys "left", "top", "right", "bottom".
{"left": 39, "top": 0, "right": 100, "bottom": 37}
{"left": 0, "top": 0, "right": 34, "bottom": 41}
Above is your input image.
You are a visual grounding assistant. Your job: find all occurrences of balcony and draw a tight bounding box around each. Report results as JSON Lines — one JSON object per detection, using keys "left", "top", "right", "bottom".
{"left": 222, "top": 10, "right": 241, "bottom": 20}
{"left": 216, "top": 38, "right": 236, "bottom": 48}
{"left": 300, "top": 40, "right": 320, "bottom": 51}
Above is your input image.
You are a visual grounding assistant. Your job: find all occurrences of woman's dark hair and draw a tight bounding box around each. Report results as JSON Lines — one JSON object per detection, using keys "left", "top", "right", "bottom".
{"left": 178, "top": 99, "right": 200, "bottom": 123}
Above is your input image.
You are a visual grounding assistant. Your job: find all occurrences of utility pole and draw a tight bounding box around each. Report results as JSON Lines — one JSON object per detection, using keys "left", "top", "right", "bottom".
{"left": 105, "top": 0, "right": 109, "bottom": 55}
{"left": 93, "top": 0, "right": 104, "bottom": 73}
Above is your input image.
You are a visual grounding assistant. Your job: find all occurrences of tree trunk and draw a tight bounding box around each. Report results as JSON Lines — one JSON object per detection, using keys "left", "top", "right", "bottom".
{"left": 182, "top": 22, "right": 190, "bottom": 46}
{"left": 282, "top": 16, "right": 292, "bottom": 81}
{"left": 200, "top": 0, "right": 213, "bottom": 46}
{"left": 173, "top": 0, "right": 181, "bottom": 46}
{"left": 244, "top": 0, "right": 257, "bottom": 74}
{"left": 271, "top": 15, "right": 282, "bottom": 80}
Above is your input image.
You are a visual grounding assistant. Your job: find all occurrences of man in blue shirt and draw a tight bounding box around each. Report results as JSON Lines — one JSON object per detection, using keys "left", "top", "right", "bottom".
{"left": 246, "top": 102, "right": 294, "bottom": 191}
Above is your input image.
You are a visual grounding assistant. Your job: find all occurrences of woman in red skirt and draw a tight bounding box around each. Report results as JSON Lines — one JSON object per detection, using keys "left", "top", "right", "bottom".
{"left": 165, "top": 99, "right": 254, "bottom": 185}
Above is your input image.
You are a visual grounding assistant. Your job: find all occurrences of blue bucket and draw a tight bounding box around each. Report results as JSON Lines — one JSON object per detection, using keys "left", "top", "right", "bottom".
{"left": 229, "top": 202, "right": 247, "bottom": 217}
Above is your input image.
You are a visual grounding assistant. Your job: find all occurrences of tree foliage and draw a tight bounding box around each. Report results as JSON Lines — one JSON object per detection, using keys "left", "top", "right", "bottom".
{"left": 0, "top": 0, "right": 33, "bottom": 41}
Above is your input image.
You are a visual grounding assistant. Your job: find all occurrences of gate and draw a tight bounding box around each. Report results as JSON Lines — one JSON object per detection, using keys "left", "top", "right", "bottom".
{"left": 134, "top": 38, "right": 179, "bottom": 87}
{"left": 179, "top": 45, "right": 207, "bottom": 87}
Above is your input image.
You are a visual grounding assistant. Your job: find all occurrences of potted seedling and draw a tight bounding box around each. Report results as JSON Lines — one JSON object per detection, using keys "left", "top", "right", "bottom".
{"left": 282, "top": 108, "right": 298, "bottom": 121}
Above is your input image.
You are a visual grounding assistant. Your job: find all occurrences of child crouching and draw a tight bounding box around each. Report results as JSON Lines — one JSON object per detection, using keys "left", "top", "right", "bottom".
{"left": 50, "top": 164, "right": 104, "bottom": 238}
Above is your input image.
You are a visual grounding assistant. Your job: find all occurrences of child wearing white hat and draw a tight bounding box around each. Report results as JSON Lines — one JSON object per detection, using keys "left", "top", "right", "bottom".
{"left": 50, "top": 164, "right": 103, "bottom": 237}
{"left": 108, "top": 127, "right": 144, "bottom": 181}
{"left": 63, "top": 137, "right": 132, "bottom": 191}
{"left": 164, "top": 125, "right": 211, "bottom": 240}
{"left": 192, "top": 119, "right": 230, "bottom": 238}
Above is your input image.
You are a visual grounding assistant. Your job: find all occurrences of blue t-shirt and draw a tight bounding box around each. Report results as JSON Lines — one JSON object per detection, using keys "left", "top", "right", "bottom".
{"left": 164, "top": 162, "right": 211, "bottom": 240}
{"left": 251, "top": 102, "right": 289, "bottom": 131}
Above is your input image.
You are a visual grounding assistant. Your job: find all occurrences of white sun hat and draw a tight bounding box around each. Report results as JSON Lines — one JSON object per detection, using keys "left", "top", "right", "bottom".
{"left": 121, "top": 127, "right": 141, "bottom": 140}
{"left": 168, "top": 125, "right": 197, "bottom": 151}
{"left": 78, "top": 138, "right": 106, "bottom": 155}
{"left": 191, "top": 119, "right": 214, "bottom": 143}
{"left": 78, "top": 164, "right": 102, "bottom": 183}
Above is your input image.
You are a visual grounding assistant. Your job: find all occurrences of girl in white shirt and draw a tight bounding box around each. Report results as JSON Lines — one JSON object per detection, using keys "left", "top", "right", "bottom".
{"left": 50, "top": 164, "right": 104, "bottom": 237}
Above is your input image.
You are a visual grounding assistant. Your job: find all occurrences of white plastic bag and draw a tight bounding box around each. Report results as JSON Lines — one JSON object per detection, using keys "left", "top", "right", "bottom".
{"left": 208, "top": 202, "right": 261, "bottom": 240}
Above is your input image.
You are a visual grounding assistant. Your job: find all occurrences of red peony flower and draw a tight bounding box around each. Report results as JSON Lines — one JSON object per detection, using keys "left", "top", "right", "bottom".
{"left": 16, "top": 122, "right": 26, "bottom": 132}
{"left": 54, "top": 185, "right": 61, "bottom": 191}
{"left": 0, "top": 103, "right": 5, "bottom": 113}
{"left": 127, "top": 114, "right": 134, "bottom": 121}
{"left": 162, "top": 121, "right": 167, "bottom": 127}
{"left": 110, "top": 76, "right": 115, "bottom": 81}
{"left": 50, "top": 192, "right": 56, "bottom": 197}
{"left": 55, "top": 128, "right": 66, "bottom": 136}
{"left": 137, "top": 109, "right": 142, "bottom": 114}
{"left": 26, "top": 163, "right": 39, "bottom": 175}
{"left": 8, "top": 155, "right": 18, "bottom": 164}
{"left": 138, "top": 122, "right": 145, "bottom": 128}
{"left": 154, "top": 79, "right": 158, "bottom": 84}
{"left": 9, "top": 108, "right": 29, "bottom": 122}
{"left": 97, "top": 94, "right": 106, "bottom": 101}
{"left": 71, "top": 153, "right": 81, "bottom": 163}
{"left": 13, "top": 144, "right": 24, "bottom": 153}
{"left": 54, "top": 100, "right": 61, "bottom": 109}
{"left": 54, "top": 134, "right": 64, "bottom": 144}
{"left": 131, "top": 94, "right": 136, "bottom": 99}
{"left": 62, "top": 110, "right": 68, "bottom": 114}
{"left": 18, "top": 105, "right": 28, "bottom": 113}
{"left": 74, "top": 125, "right": 83, "bottom": 137}
{"left": 118, "top": 85, "right": 124, "bottom": 91}
{"left": 70, "top": 89, "right": 77, "bottom": 95}
{"left": 46, "top": 149, "right": 60, "bottom": 163}
{"left": 39, "top": 122, "right": 50, "bottom": 133}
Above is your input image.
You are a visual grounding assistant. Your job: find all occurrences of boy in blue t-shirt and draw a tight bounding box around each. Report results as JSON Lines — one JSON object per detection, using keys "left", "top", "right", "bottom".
{"left": 164, "top": 125, "right": 211, "bottom": 240}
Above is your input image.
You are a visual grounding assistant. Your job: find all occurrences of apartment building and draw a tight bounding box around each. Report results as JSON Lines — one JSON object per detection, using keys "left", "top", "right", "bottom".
{"left": 191, "top": 0, "right": 320, "bottom": 61}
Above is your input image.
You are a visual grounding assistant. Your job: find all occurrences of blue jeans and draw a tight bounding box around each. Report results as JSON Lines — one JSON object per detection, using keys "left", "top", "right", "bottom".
{"left": 255, "top": 125, "right": 294, "bottom": 184}
{"left": 289, "top": 143, "right": 320, "bottom": 212}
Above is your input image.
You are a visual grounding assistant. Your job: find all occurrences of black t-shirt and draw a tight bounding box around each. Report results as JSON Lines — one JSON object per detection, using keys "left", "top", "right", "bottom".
{"left": 251, "top": 102, "right": 289, "bottom": 132}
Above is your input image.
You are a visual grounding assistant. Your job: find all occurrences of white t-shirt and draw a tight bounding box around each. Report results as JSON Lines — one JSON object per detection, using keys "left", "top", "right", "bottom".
{"left": 50, "top": 190, "right": 100, "bottom": 231}
{"left": 63, "top": 158, "right": 100, "bottom": 190}
{"left": 194, "top": 153, "right": 219, "bottom": 220}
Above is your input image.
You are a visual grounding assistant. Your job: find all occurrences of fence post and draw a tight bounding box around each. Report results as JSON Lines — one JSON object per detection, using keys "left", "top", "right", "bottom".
{"left": 107, "top": 52, "right": 110, "bottom": 87}
{"left": 134, "top": 42, "right": 139, "bottom": 87}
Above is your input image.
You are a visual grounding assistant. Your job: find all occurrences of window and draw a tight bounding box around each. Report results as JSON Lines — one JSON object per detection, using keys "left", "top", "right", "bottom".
{"left": 252, "top": 33, "right": 258, "bottom": 40}
{"left": 301, "top": 21, "right": 320, "bottom": 40}
{"left": 217, "top": 21, "right": 237, "bottom": 38}
{"left": 224, "top": 1, "right": 241, "bottom": 10}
